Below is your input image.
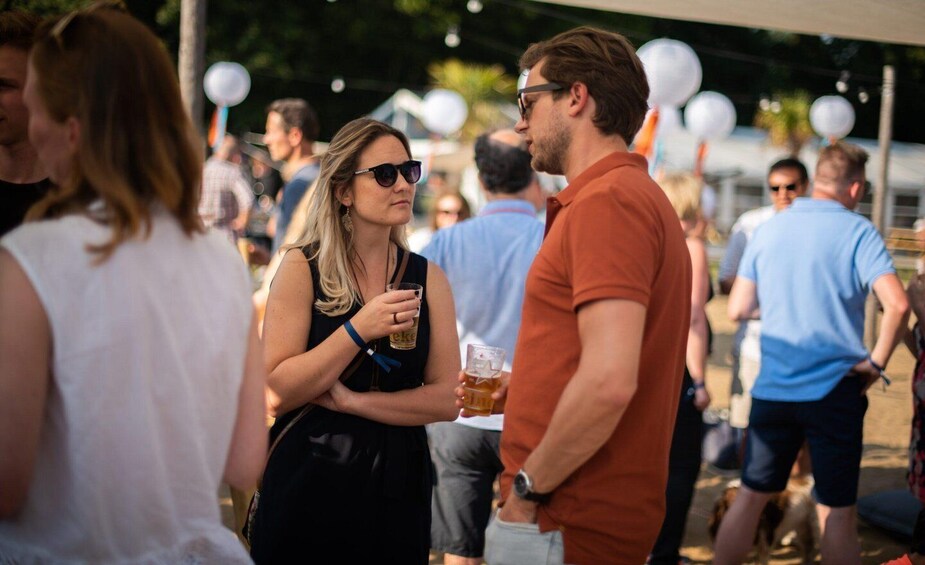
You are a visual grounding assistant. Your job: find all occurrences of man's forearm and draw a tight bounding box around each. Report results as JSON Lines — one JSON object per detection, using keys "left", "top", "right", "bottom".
{"left": 522, "top": 365, "right": 634, "bottom": 494}
{"left": 871, "top": 304, "right": 911, "bottom": 367}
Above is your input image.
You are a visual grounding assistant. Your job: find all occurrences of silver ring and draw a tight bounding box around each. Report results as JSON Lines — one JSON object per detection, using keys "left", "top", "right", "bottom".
{"left": 393, "top": 312, "right": 399, "bottom": 325}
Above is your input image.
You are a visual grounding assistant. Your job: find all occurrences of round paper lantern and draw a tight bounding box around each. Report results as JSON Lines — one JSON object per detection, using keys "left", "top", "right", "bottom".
{"left": 517, "top": 70, "right": 529, "bottom": 92}
{"left": 810, "top": 95, "right": 855, "bottom": 139}
{"left": 204, "top": 62, "right": 251, "bottom": 107}
{"left": 637, "top": 38, "right": 702, "bottom": 108}
{"left": 422, "top": 89, "right": 468, "bottom": 137}
{"left": 684, "top": 91, "right": 737, "bottom": 140}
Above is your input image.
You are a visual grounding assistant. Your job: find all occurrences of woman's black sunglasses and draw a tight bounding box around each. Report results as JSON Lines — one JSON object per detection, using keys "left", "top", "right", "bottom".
{"left": 353, "top": 160, "right": 422, "bottom": 188}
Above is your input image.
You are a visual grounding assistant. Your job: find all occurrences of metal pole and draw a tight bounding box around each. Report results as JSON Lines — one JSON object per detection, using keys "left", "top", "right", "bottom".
{"left": 178, "top": 0, "right": 206, "bottom": 136}
{"left": 865, "top": 65, "right": 895, "bottom": 348}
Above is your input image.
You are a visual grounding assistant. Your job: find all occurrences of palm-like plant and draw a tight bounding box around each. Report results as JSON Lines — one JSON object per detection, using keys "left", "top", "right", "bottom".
{"left": 753, "top": 90, "right": 815, "bottom": 156}
{"left": 428, "top": 59, "right": 517, "bottom": 140}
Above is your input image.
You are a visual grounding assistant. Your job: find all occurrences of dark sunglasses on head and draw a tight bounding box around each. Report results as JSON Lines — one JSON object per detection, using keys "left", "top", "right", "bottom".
{"left": 517, "top": 83, "right": 564, "bottom": 120}
{"left": 770, "top": 183, "right": 799, "bottom": 192}
{"left": 354, "top": 160, "right": 422, "bottom": 188}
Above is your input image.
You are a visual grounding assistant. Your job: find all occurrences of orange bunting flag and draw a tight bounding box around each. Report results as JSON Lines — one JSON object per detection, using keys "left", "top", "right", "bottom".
{"left": 694, "top": 141, "right": 708, "bottom": 178}
{"left": 633, "top": 108, "right": 660, "bottom": 159}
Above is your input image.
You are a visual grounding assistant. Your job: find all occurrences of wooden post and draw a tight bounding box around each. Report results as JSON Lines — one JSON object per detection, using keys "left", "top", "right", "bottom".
{"left": 865, "top": 65, "right": 895, "bottom": 348}
{"left": 178, "top": 0, "right": 206, "bottom": 135}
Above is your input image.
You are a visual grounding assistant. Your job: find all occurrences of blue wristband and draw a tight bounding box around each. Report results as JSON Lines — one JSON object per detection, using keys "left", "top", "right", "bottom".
{"left": 343, "top": 320, "right": 367, "bottom": 349}
{"left": 343, "top": 320, "right": 402, "bottom": 373}
{"left": 867, "top": 355, "right": 891, "bottom": 387}
{"left": 867, "top": 355, "right": 884, "bottom": 373}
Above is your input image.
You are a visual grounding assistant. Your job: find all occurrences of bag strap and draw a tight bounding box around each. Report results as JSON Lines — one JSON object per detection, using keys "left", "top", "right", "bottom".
{"left": 263, "top": 246, "right": 413, "bottom": 465}
{"left": 393, "top": 246, "right": 410, "bottom": 285}
{"left": 263, "top": 352, "right": 363, "bottom": 464}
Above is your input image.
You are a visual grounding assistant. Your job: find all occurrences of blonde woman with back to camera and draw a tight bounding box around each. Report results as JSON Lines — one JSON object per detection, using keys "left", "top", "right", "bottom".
{"left": 650, "top": 171, "right": 712, "bottom": 565}
{"left": 0, "top": 5, "right": 267, "bottom": 563}
{"left": 248, "top": 117, "right": 460, "bottom": 564}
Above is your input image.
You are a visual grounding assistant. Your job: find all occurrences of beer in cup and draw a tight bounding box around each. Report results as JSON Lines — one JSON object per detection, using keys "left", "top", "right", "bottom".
{"left": 386, "top": 282, "right": 422, "bottom": 350}
{"left": 462, "top": 344, "right": 505, "bottom": 416}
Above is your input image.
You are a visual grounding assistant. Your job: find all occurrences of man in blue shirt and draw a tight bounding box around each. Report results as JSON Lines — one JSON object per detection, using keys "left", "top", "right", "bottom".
{"left": 421, "top": 129, "right": 545, "bottom": 565}
{"left": 263, "top": 98, "right": 320, "bottom": 252}
{"left": 715, "top": 142, "right": 910, "bottom": 565}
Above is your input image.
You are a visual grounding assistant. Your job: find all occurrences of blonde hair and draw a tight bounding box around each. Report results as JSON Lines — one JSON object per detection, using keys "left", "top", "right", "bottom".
{"left": 658, "top": 172, "right": 702, "bottom": 224}
{"left": 27, "top": 5, "right": 203, "bottom": 260}
{"left": 288, "top": 118, "right": 411, "bottom": 316}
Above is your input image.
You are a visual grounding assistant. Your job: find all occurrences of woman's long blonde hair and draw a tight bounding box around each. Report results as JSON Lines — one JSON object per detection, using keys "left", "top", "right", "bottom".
{"left": 27, "top": 5, "right": 203, "bottom": 259}
{"left": 658, "top": 172, "right": 703, "bottom": 225}
{"left": 289, "top": 118, "right": 411, "bottom": 316}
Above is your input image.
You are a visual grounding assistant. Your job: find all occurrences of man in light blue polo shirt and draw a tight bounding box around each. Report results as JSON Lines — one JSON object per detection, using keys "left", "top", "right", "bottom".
{"left": 421, "top": 129, "right": 545, "bottom": 565}
{"left": 714, "top": 142, "right": 910, "bottom": 565}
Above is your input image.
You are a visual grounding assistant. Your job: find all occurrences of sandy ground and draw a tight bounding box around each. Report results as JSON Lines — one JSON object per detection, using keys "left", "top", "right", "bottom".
{"left": 219, "top": 295, "right": 914, "bottom": 563}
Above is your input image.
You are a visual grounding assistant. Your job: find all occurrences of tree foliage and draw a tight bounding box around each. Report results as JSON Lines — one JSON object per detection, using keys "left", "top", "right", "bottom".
{"left": 427, "top": 59, "right": 517, "bottom": 140}
{"left": 754, "top": 91, "right": 815, "bottom": 156}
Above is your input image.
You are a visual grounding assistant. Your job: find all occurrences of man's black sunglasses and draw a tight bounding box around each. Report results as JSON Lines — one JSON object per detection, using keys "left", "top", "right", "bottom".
{"left": 517, "top": 83, "right": 564, "bottom": 120}
{"left": 769, "top": 183, "right": 799, "bottom": 192}
{"left": 354, "top": 160, "right": 422, "bottom": 188}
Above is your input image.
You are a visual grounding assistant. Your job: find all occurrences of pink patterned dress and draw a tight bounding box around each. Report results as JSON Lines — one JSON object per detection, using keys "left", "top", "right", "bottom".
{"left": 910, "top": 326, "right": 925, "bottom": 503}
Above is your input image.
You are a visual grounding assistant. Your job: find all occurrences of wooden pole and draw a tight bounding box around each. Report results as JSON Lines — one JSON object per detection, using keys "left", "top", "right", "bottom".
{"left": 865, "top": 65, "right": 895, "bottom": 348}
{"left": 178, "top": 0, "right": 206, "bottom": 136}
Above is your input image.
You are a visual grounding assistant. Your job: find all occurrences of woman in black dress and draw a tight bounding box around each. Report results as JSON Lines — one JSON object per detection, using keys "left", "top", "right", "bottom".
{"left": 250, "top": 118, "right": 460, "bottom": 563}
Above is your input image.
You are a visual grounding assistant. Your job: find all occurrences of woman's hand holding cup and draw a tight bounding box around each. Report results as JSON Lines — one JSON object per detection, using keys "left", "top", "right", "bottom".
{"left": 350, "top": 288, "right": 420, "bottom": 342}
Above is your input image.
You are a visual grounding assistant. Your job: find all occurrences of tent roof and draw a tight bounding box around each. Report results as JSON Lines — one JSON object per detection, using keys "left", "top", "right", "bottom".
{"left": 532, "top": 0, "right": 925, "bottom": 46}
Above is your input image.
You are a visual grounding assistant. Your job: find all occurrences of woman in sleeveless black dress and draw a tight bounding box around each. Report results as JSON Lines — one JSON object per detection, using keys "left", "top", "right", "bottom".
{"left": 249, "top": 119, "right": 460, "bottom": 564}
{"left": 650, "top": 173, "right": 713, "bottom": 564}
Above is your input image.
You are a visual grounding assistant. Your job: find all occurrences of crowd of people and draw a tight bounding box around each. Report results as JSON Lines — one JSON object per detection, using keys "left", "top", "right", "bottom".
{"left": 1, "top": 4, "right": 923, "bottom": 565}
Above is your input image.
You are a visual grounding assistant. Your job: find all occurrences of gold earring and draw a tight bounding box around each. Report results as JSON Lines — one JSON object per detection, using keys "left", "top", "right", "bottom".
{"left": 342, "top": 206, "right": 354, "bottom": 234}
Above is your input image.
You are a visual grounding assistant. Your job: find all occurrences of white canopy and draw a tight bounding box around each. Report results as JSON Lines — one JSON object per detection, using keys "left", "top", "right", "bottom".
{"left": 533, "top": 0, "right": 925, "bottom": 46}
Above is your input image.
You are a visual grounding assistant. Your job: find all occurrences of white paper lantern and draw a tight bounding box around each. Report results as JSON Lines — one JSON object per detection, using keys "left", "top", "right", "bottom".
{"left": 684, "top": 91, "right": 737, "bottom": 141}
{"left": 517, "top": 70, "right": 529, "bottom": 92}
{"left": 637, "top": 38, "right": 702, "bottom": 108}
{"left": 422, "top": 89, "right": 468, "bottom": 137}
{"left": 810, "top": 95, "right": 855, "bottom": 139}
{"left": 204, "top": 62, "right": 251, "bottom": 107}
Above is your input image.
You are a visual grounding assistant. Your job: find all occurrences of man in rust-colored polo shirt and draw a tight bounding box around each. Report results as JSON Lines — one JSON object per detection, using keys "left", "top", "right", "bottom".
{"left": 479, "top": 27, "right": 692, "bottom": 565}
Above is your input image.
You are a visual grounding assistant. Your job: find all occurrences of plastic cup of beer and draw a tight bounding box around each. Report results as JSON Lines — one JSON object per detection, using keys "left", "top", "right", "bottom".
{"left": 462, "top": 344, "right": 506, "bottom": 417}
{"left": 386, "top": 282, "right": 423, "bottom": 350}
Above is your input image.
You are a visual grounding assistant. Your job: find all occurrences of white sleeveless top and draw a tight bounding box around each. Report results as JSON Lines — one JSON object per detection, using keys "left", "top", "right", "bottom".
{"left": 0, "top": 210, "right": 254, "bottom": 564}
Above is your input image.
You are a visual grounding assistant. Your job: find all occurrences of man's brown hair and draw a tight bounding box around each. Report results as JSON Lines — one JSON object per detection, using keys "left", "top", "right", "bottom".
{"left": 520, "top": 26, "right": 649, "bottom": 145}
{"left": 267, "top": 98, "right": 320, "bottom": 143}
{"left": 0, "top": 10, "right": 42, "bottom": 50}
{"left": 816, "top": 142, "right": 869, "bottom": 188}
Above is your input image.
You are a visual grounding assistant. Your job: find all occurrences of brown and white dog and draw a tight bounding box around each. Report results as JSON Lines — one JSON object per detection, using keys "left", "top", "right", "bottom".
{"left": 708, "top": 477, "right": 819, "bottom": 564}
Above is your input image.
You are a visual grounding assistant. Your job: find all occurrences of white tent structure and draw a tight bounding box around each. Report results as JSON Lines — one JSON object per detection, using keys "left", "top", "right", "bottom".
{"left": 530, "top": 0, "right": 925, "bottom": 47}
{"left": 653, "top": 125, "right": 925, "bottom": 232}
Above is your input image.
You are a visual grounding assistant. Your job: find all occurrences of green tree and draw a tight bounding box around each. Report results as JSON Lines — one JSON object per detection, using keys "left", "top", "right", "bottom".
{"left": 753, "top": 91, "right": 815, "bottom": 156}
{"left": 427, "top": 58, "right": 517, "bottom": 140}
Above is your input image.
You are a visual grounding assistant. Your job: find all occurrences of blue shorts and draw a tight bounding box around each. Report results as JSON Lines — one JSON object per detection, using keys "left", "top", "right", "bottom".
{"left": 742, "top": 375, "right": 868, "bottom": 507}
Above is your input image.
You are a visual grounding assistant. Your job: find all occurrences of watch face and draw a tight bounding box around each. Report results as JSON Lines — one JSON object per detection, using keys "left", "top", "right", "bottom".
{"left": 514, "top": 470, "right": 528, "bottom": 496}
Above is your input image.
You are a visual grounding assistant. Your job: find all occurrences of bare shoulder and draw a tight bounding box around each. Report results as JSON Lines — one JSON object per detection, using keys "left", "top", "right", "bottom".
{"left": 686, "top": 236, "right": 707, "bottom": 255}
{"left": 269, "top": 248, "right": 313, "bottom": 300}
{"left": 425, "top": 259, "right": 450, "bottom": 291}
